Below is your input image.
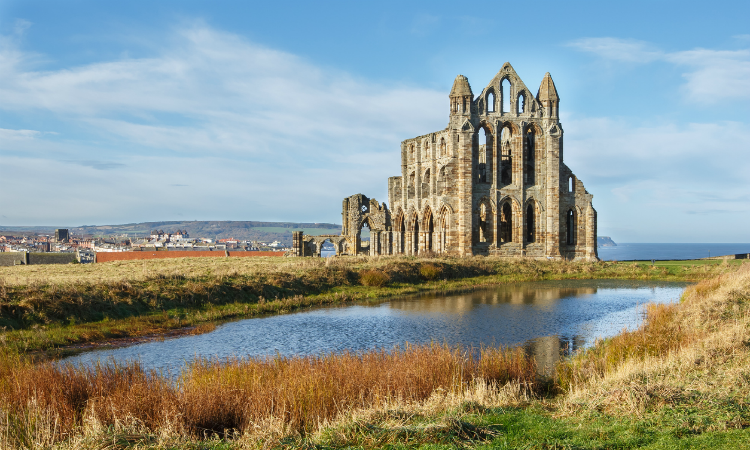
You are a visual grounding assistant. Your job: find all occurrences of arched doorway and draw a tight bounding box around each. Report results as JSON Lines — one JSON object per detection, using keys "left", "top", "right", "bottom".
{"left": 320, "top": 238, "right": 337, "bottom": 257}
{"left": 438, "top": 207, "right": 450, "bottom": 254}
{"left": 358, "top": 220, "right": 371, "bottom": 254}
{"left": 399, "top": 217, "right": 405, "bottom": 254}
{"left": 413, "top": 217, "right": 420, "bottom": 255}
{"left": 426, "top": 212, "right": 434, "bottom": 253}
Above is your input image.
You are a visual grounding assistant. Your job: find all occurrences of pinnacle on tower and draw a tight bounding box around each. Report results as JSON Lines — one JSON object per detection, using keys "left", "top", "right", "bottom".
{"left": 537, "top": 72, "right": 559, "bottom": 102}
{"left": 449, "top": 75, "right": 473, "bottom": 115}
{"left": 450, "top": 75, "right": 473, "bottom": 97}
{"left": 537, "top": 72, "right": 559, "bottom": 118}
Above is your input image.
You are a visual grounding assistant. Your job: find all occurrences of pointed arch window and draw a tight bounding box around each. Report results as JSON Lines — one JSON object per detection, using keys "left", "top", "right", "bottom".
{"left": 500, "top": 126, "right": 512, "bottom": 185}
{"left": 567, "top": 209, "right": 577, "bottom": 245}
{"left": 488, "top": 91, "right": 495, "bottom": 113}
{"left": 501, "top": 79, "right": 511, "bottom": 113}
{"left": 526, "top": 203, "right": 535, "bottom": 243}
{"left": 477, "top": 128, "right": 488, "bottom": 183}
{"left": 422, "top": 169, "right": 431, "bottom": 197}
{"left": 524, "top": 128, "right": 535, "bottom": 185}
{"left": 437, "top": 165, "right": 447, "bottom": 195}
{"left": 500, "top": 202, "right": 512, "bottom": 243}
{"left": 517, "top": 92, "right": 526, "bottom": 114}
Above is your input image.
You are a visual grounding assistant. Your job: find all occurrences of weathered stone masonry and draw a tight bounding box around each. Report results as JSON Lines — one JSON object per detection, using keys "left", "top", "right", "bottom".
{"left": 294, "top": 63, "right": 598, "bottom": 260}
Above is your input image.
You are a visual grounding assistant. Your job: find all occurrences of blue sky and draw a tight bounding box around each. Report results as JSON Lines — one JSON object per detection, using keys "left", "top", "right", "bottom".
{"left": 1, "top": 1, "right": 748, "bottom": 242}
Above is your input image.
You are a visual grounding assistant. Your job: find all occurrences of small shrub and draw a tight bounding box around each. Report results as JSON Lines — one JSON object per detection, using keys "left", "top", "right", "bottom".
{"left": 420, "top": 263, "right": 442, "bottom": 281}
{"left": 359, "top": 270, "right": 389, "bottom": 287}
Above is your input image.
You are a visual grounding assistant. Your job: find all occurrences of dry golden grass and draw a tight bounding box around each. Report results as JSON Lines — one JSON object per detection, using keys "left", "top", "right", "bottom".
{"left": 557, "top": 262, "right": 750, "bottom": 432}
{"left": 0, "top": 255, "right": 737, "bottom": 288}
{"left": 0, "top": 343, "right": 536, "bottom": 448}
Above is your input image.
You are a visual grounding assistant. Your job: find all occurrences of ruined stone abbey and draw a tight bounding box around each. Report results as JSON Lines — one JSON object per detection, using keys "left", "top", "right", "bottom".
{"left": 293, "top": 63, "right": 598, "bottom": 260}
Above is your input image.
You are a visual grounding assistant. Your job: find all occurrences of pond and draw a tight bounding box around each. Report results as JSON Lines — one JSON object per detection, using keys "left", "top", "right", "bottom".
{"left": 63, "top": 279, "right": 688, "bottom": 375}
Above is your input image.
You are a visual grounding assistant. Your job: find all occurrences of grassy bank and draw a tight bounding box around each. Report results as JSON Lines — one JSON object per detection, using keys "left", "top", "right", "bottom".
{"left": 1, "top": 261, "right": 749, "bottom": 448}
{"left": 0, "top": 256, "right": 741, "bottom": 354}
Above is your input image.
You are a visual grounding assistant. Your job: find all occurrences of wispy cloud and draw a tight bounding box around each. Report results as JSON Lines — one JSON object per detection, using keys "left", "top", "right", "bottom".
{"left": 564, "top": 115, "right": 750, "bottom": 240}
{"left": 0, "top": 128, "right": 43, "bottom": 140}
{"left": 0, "top": 23, "right": 446, "bottom": 161}
{"left": 0, "top": 23, "right": 446, "bottom": 224}
{"left": 567, "top": 37, "right": 663, "bottom": 63}
{"left": 410, "top": 14, "right": 440, "bottom": 37}
{"left": 64, "top": 160, "right": 126, "bottom": 170}
{"left": 567, "top": 37, "right": 750, "bottom": 103}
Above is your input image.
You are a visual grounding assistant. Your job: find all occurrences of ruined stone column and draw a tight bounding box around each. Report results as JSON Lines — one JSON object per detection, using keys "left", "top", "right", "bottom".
{"left": 585, "top": 204, "right": 598, "bottom": 261}
{"left": 292, "top": 231, "right": 304, "bottom": 257}
{"left": 545, "top": 125, "right": 562, "bottom": 258}
{"left": 457, "top": 130, "right": 474, "bottom": 256}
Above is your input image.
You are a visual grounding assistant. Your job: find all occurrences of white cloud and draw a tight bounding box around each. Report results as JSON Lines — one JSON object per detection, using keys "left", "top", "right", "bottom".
{"left": 568, "top": 37, "right": 750, "bottom": 104}
{"left": 666, "top": 48, "right": 750, "bottom": 102}
{"left": 567, "top": 37, "right": 663, "bottom": 63}
{"left": 0, "top": 23, "right": 446, "bottom": 155}
{"left": 0, "top": 128, "right": 43, "bottom": 140}
{"left": 563, "top": 115, "right": 750, "bottom": 241}
{"left": 0, "top": 23, "right": 450, "bottom": 225}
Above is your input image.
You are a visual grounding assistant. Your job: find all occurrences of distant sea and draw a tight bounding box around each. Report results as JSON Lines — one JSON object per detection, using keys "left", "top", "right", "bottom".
{"left": 598, "top": 243, "right": 750, "bottom": 261}
{"left": 324, "top": 243, "right": 750, "bottom": 261}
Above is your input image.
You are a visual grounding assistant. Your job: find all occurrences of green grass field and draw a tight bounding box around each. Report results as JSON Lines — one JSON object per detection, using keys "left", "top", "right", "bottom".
{"left": 249, "top": 226, "right": 341, "bottom": 235}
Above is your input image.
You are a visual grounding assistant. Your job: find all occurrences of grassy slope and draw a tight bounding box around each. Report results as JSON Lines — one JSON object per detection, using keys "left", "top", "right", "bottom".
{"left": 309, "top": 263, "right": 750, "bottom": 449}
{"left": 0, "top": 258, "right": 748, "bottom": 448}
{"left": 0, "top": 257, "right": 741, "bottom": 354}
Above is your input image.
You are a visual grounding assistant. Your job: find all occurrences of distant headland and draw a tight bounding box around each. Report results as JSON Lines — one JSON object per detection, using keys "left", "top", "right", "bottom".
{"left": 597, "top": 236, "right": 617, "bottom": 247}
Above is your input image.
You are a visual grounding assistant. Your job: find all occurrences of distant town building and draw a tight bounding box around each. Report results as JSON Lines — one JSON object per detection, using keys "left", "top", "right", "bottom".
{"left": 55, "top": 229, "right": 70, "bottom": 243}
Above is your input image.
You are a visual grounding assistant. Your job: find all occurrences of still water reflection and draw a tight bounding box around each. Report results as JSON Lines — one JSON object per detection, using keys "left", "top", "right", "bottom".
{"left": 63, "top": 279, "right": 687, "bottom": 375}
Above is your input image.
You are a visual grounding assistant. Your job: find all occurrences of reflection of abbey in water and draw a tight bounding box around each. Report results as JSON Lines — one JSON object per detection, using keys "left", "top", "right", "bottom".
{"left": 388, "top": 286, "right": 593, "bottom": 375}
{"left": 293, "top": 63, "right": 598, "bottom": 260}
{"left": 388, "top": 286, "right": 597, "bottom": 314}
{"left": 525, "top": 335, "right": 587, "bottom": 376}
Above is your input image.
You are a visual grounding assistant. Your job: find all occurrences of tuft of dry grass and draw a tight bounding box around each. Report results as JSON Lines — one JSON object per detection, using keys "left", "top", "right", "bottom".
{"left": 419, "top": 263, "right": 443, "bottom": 280}
{"left": 358, "top": 269, "right": 390, "bottom": 287}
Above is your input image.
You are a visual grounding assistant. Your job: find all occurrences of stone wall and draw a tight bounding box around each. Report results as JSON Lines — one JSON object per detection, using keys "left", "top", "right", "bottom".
{"left": 0, "top": 253, "right": 25, "bottom": 266}
{"left": 0, "top": 252, "right": 77, "bottom": 266}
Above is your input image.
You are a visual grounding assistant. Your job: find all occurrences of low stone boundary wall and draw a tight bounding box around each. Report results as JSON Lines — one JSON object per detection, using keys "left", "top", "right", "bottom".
{"left": 0, "top": 253, "right": 25, "bottom": 266}
{"left": 0, "top": 252, "right": 77, "bottom": 266}
{"left": 95, "top": 251, "right": 285, "bottom": 263}
{"left": 702, "top": 253, "right": 750, "bottom": 261}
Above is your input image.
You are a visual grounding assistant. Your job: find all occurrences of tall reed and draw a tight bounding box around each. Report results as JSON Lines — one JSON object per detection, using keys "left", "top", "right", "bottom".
{"left": 0, "top": 343, "right": 536, "bottom": 447}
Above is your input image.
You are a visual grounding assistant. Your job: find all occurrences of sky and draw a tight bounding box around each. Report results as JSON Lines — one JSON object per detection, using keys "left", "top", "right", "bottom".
{"left": 0, "top": 0, "right": 748, "bottom": 242}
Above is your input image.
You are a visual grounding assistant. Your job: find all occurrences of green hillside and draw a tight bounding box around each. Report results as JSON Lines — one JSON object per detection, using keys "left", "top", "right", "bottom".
{"left": 0, "top": 221, "right": 343, "bottom": 245}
